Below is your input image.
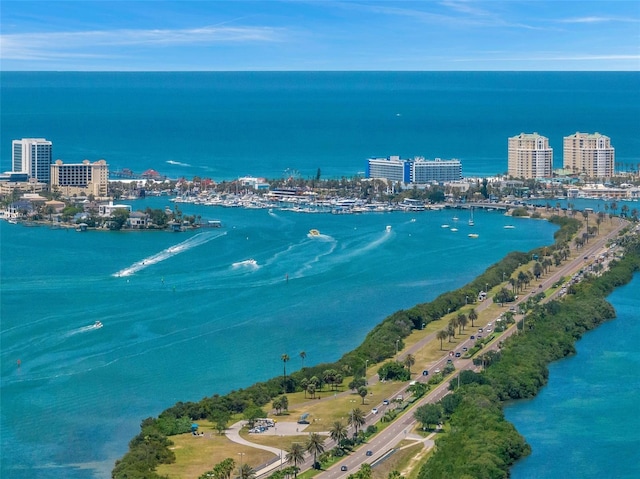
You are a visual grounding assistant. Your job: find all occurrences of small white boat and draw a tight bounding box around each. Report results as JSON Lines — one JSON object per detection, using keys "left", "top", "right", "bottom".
{"left": 504, "top": 225, "right": 515, "bottom": 229}
{"left": 441, "top": 224, "right": 450, "bottom": 228}
{"left": 452, "top": 216, "right": 459, "bottom": 221}
{"left": 94, "top": 321, "right": 103, "bottom": 329}
{"left": 468, "top": 233, "right": 479, "bottom": 238}
{"left": 385, "top": 225, "right": 392, "bottom": 232}
{"left": 308, "top": 229, "right": 320, "bottom": 237}
{"left": 450, "top": 228, "right": 458, "bottom": 232}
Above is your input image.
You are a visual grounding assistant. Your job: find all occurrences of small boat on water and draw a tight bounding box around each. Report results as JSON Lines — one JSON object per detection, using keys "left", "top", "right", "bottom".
{"left": 94, "top": 321, "right": 103, "bottom": 329}
{"left": 468, "top": 233, "right": 479, "bottom": 238}
{"left": 441, "top": 224, "right": 450, "bottom": 228}
{"left": 468, "top": 208, "right": 475, "bottom": 226}
{"left": 450, "top": 228, "right": 458, "bottom": 232}
{"left": 504, "top": 225, "right": 515, "bottom": 229}
{"left": 386, "top": 225, "right": 392, "bottom": 232}
{"left": 308, "top": 229, "right": 321, "bottom": 237}
{"left": 452, "top": 216, "right": 459, "bottom": 221}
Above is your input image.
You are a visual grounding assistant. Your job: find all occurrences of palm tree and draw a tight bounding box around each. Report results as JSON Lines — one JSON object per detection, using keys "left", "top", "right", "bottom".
{"left": 468, "top": 308, "right": 478, "bottom": 327}
{"left": 281, "top": 354, "right": 290, "bottom": 390}
{"left": 285, "top": 442, "right": 306, "bottom": 477}
{"left": 329, "top": 421, "right": 348, "bottom": 446}
{"left": 299, "top": 351, "right": 306, "bottom": 369}
{"left": 305, "top": 432, "right": 325, "bottom": 469}
{"left": 436, "top": 330, "right": 448, "bottom": 350}
{"left": 239, "top": 463, "right": 256, "bottom": 479}
{"left": 456, "top": 313, "right": 468, "bottom": 334}
{"left": 348, "top": 408, "right": 367, "bottom": 436}
{"left": 403, "top": 354, "right": 415, "bottom": 375}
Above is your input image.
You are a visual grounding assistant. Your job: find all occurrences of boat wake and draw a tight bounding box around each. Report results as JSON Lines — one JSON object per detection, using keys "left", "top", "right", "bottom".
{"left": 113, "top": 232, "right": 226, "bottom": 277}
{"left": 166, "top": 160, "right": 191, "bottom": 167}
{"left": 232, "top": 259, "right": 259, "bottom": 269}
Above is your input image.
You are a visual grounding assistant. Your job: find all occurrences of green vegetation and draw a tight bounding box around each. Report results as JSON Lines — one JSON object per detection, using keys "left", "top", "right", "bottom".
{"left": 416, "top": 235, "right": 640, "bottom": 479}
{"left": 110, "top": 215, "right": 604, "bottom": 478}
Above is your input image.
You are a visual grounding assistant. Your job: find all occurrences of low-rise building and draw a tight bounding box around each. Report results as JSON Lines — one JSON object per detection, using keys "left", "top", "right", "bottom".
{"left": 50, "top": 159, "right": 109, "bottom": 198}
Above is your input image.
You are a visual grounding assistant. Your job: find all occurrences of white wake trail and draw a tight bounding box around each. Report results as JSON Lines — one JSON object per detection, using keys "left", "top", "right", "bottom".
{"left": 113, "top": 231, "right": 226, "bottom": 277}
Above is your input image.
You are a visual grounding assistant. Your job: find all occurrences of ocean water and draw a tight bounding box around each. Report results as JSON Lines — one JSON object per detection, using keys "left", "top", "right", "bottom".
{"left": 1, "top": 72, "right": 639, "bottom": 478}
{"left": 1, "top": 72, "right": 639, "bottom": 179}
{"left": 505, "top": 274, "right": 640, "bottom": 479}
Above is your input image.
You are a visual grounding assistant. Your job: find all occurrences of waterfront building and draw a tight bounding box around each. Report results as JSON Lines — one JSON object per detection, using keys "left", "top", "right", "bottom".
{"left": 366, "top": 156, "right": 462, "bottom": 184}
{"left": 50, "top": 159, "right": 109, "bottom": 198}
{"left": 412, "top": 157, "right": 462, "bottom": 183}
{"left": 508, "top": 133, "right": 553, "bottom": 179}
{"left": 366, "top": 156, "right": 412, "bottom": 183}
{"left": 563, "top": 132, "right": 615, "bottom": 179}
{"left": 12, "top": 138, "right": 53, "bottom": 183}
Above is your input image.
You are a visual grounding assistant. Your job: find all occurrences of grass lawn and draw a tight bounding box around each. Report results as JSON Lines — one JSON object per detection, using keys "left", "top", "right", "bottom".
{"left": 157, "top": 421, "right": 276, "bottom": 479}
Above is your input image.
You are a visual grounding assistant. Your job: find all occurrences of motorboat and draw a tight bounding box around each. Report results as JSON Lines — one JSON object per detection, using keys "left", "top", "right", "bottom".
{"left": 94, "top": 321, "right": 103, "bottom": 329}
{"left": 308, "top": 229, "right": 321, "bottom": 237}
{"left": 441, "top": 224, "right": 450, "bottom": 228}
{"left": 468, "top": 233, "right": 479, "bottom": 238}
{"left": 504, "top": 225, "right": 515, "bottom": 229}
{"left": 386, "top": 225, "right": 392, "bottom": 232}
{"left": 450, "top": 228, "right": 458, "bottom": 232}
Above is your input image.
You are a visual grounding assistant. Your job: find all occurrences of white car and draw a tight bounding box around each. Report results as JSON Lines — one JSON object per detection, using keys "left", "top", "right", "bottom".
{"left": 371, "top": 408, "right": 378, "bottom": 414}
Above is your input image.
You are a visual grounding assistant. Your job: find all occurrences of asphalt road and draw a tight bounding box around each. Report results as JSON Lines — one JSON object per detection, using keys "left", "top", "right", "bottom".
{"left": 253, "top": 217, "right": 630, "bottom": 479}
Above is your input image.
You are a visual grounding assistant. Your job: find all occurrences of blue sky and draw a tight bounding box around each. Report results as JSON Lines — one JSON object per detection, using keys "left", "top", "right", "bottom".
{"left": 1, "top": 0, "right": 639, "bottom": 71}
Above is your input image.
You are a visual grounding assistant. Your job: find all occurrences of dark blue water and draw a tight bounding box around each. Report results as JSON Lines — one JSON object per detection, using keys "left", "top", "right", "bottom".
{"left": 2, "top": 72, "right": 639, "bottom": 179}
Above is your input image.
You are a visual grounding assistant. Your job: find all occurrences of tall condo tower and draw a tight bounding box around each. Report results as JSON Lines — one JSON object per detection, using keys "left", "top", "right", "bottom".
{"left": 12, "top": 138, "right": 53, "bottom": 183}
{"left": 507, "top": 133, "right": 553, "bottom": 179}
{"left": 563, "top": 132, "right": 614, "bottom": 179}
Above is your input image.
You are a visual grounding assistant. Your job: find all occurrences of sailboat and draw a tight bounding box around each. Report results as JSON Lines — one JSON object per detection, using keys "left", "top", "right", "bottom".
{"left": 468, "top": 207, "right": 475, "bottom": 226}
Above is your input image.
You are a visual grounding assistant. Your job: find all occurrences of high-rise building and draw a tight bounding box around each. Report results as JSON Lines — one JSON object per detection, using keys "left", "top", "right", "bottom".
{"left": 366, "top": 156, "right": 463, "bottom": 184}
{"left": 50, "top": 159, "right": 109, "bottom": 198}
{"left": 12, "top": 138, "right": 53, "bottom": 183}
{"left": 563, "top": 132, "right": 614, "bottom": 178}
{"left": 366, "top": 156, "right": 412, "bottom": 183}
{"left": 412, "top": 158, "right": 462, "bottom": 183}
{"left": 507, "top": 133, "right": 553, "bottom": 179}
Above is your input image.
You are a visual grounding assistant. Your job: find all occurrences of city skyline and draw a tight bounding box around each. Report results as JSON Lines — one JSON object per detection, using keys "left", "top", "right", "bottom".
{"left": 1, "top": 0, "right": 639, "bottom": 71}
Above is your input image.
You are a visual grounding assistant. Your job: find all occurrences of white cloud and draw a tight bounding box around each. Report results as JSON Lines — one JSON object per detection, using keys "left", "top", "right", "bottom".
{"left": 558, "top": 15, "right": 638, "bottom": 24}
{"left": 0, "top": 25, "right": 285, "bottom": 61}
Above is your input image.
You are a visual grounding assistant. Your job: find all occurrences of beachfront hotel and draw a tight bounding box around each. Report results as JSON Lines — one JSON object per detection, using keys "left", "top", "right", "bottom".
{"left": 50, "top": 159, "right": 109, "bottom": 198}
{"left": 563, "top": 132, "right": 615, "bottom": 179}
{"left": 366, "top": 156, "right": 462, "bottom": 184}
{"left": 12, "top": 138, "right": 53, "bottom": 183}
{"left": 507, "top": 133, "right": 553, "bottom": 179}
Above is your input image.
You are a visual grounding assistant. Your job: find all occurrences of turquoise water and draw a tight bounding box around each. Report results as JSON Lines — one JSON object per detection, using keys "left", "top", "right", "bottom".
{"left": 1, "top": 72, "right": 639, "bottom": 478}
{"left": 505, "top": 274, "right": 640, "bottom": 479}
{"left": 1, "top": 204, "right": 556, "bottom": 478}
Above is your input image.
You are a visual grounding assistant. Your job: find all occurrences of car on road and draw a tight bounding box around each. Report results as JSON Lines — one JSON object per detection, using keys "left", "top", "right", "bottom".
{"left": 366, "top": 450, "right": 373, "bottom": 456}
{"left": 447, "top": 359, "right": 452, "bottom": 364}
{"left": 455, "top": 352, "right": 461, "bottom": 357}
{"left": 462, "top": 347, "right": 468, "bottom": 351}
{"left": 477, "top": 334, "right": 482, "bottom": 338}
{"left": 341, "top": 465, "right": 348, "bottom": 471}
{"left": 470, "top": 335, "right": 475, "bottom": 339}
{"left": 383, "top": 399, "right": 389, "bottom": 405}
{"left": 371, "top": 408, "right": 378, "bottom": 414}
{"left": 422, "top": 370, "right": 429, "bottom": 376}
{"left": 434, "top": 368, "right": 441, "bottom": 374}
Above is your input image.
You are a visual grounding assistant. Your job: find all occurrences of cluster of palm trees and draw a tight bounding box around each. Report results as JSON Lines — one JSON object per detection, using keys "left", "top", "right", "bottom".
{"left": 283, "top": 409, "right": 367, "bottom": 475}
{"left": 436, "top": 310, "right": 475, "bottom": 350}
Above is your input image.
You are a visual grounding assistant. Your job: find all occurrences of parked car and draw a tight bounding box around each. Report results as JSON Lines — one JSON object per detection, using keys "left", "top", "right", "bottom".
{"left": 455, "top": 352, "right": 461, "bottom": 357}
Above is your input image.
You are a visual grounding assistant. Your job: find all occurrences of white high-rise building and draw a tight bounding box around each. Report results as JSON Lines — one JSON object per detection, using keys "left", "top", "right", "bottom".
{"left": 12, "top": 138, "right": 53, "bottom": 183}
{"left": 508, "top": 133, "right": 553, "bottom": 179}
{"left": 563, "top": 132, "right": 614, "bottom": 179}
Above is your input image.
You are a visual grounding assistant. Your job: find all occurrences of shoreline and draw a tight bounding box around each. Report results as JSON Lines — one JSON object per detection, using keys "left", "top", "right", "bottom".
{"left": 114, "top": 213, "right": 635, "bottom": 478}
